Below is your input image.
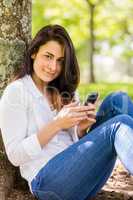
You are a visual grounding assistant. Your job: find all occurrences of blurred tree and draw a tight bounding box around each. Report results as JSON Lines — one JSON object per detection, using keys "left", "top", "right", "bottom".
{"left": 32, "top": 0, "right": 92, "bottom": 82}
{"left": 32, "top": 0, "right": 88, "bottom": 48}
{"left": 85, "top": 0, "right": 96, "bottom": 83}
{"left": 94, "top": 0, "right": 133, "bottom": 78}
{"left": 32, "top": 0, "right": 133, "bottom": 82}
{"left": 85, "top": 0, "right": 106, "bottom": 83}
{"left": 0, "top": 1, "right": 32, "bottom": 198}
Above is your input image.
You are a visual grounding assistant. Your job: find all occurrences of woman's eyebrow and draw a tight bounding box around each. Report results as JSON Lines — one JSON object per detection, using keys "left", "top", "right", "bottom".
{"left": 46, "top": 52, "right": 54, "bottom": 57}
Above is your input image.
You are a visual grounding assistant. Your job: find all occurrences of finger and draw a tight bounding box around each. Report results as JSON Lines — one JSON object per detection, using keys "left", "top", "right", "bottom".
{"left": 71, "top": 105, "right": 95, "bottom": 112}
{"left": 74, "top": 116, "right": 89, "bottom": 124}
{"left": 71, "top": 111, "right": 90, "bottom": 118}
{"left": 87, "top": 111, "right": 96, "bottom": 115}
{"left": 64, "top": 101, "right": 79, "bottom": 108}
{"left": 87, "top": 114, "right": 96, "bottom": 120}
{"left": 85, "top": 117, "right": 96, "bottom": 123}
{"left": 94, "top": 94, "right": 100, "bottom": 106}
{"left": 86, "top": 103, "right": 96, "bottom": 110}
{"left": 74, "top": 116, "right": 96, "bottom": 125}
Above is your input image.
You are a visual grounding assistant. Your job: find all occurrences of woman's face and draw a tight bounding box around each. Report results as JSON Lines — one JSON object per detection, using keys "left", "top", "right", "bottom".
{"left": 31, "top": 40, "right": 64, "bottom": 87}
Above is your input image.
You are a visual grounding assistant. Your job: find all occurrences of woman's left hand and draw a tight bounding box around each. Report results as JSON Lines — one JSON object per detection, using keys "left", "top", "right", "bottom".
{"left": 77, "top": 103, "right": 97, "bottom": 138}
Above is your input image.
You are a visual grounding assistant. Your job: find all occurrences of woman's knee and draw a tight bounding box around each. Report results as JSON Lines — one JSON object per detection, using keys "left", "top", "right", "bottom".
{"left": 105, "top": 91, "right": 129, "bottom": 115}
{"left": 99, "top": 91, "right": 128, "bottom": 109}
{"left": 111, "top": 91, "right": 128, "bottom": 102}
{"left": 113, "top": 114, "right": 133, "bottom": 125}
{"left": 97, "top": 91, "right": 129, "bottom": 117}
{"left": 106, "top": 91, "right": 128, "bottom": 104}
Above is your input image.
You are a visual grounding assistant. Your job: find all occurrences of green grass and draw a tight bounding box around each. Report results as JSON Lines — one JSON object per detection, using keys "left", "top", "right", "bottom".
{"left": 78, "top": 82, "right": 133, "bottom": 102}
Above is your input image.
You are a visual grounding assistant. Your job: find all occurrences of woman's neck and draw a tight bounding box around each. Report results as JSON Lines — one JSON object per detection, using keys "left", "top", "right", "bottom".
{"left": 31, "top": 73, "right": 63, "bottom": 111}
{"left": 31, "top": 73, "right": 47, "bottom": 95}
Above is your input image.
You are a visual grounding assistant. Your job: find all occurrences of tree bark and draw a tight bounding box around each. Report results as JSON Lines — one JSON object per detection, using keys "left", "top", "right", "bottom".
{"left": 0, "top": 0, "right": 32, "bottom": 198}
{"left": 0, "top": 0, "right": 32, "bottom": 95}
{"left": 85, "top": 0, "right": 96, "bottom": 83}
{"left": 0, "top": 0, "right": 32, "bottom": 145}
{"left": 89, "top": 2, "right": 95, "bottom": 83}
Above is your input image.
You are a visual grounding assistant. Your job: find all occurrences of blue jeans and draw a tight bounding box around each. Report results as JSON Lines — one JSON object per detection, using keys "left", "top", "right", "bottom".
{"left": 31, "top": 92, "right": 133, "bottom": 200}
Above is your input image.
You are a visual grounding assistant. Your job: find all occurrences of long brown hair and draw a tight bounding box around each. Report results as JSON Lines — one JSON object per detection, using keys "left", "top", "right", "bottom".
{"left": 14, "top": 25, "right": 80, "bottom": 108}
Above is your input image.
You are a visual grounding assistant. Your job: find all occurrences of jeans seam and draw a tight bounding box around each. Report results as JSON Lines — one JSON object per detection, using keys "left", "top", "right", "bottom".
{"left": 33, "top": 189, "right": 63, "bottom": 200}
{"left": 49, "top": 191, "right": 63, "bottom": 200}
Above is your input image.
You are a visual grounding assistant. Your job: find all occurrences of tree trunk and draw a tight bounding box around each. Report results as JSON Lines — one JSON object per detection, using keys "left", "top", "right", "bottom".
{"left": 85, "top": 0, "right": 96, "bottom": 83}
{"left": 0, "top": 0, "right": 32, "bottom": 199}
{"left": 0, "top": 0, "right": 32, "bottom": 95}
{"left": 89, "top": 3, "right": 95, "bottom": 83}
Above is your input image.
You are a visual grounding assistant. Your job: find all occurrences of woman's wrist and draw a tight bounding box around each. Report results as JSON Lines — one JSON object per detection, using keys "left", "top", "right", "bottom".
{"left": 53, "top": 118, "right": 63, "bottom": 132}
{"left": 77, "top": 126, "right": 86, "bottom": 139}
{"left": 37, "top": 119, "right": 62, "bottom": 147}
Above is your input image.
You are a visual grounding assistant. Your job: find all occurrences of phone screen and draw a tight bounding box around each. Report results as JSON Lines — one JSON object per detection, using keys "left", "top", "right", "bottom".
{"left": 84, "top": 92, "right": 98, "bottom": 105}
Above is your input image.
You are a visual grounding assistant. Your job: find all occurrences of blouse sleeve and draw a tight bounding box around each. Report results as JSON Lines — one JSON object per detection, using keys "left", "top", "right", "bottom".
{"left": 0, "top": 82, "right": 42, "bottom": 167}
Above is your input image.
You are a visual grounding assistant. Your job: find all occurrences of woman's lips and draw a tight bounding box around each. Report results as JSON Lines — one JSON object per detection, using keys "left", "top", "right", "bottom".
{"left": 43, "top": 70, "right": 55, "bottom": 77}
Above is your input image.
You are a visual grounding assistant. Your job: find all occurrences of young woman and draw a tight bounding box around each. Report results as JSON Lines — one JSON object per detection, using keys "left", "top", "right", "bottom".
{"left": 0, "top": 24, "right": 133, "bottom": 200}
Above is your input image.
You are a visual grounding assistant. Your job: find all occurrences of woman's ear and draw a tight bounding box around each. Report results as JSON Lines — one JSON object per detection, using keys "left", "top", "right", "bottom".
{"left": 31, "top": 53, "right": 36, "bottom": 59}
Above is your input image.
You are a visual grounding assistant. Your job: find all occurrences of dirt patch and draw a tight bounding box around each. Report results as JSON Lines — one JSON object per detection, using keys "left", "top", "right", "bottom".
{"left": 95, "top": 161, "right": 133, "bottom": 200}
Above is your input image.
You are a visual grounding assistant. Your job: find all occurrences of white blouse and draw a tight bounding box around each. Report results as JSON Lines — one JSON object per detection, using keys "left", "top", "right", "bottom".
{"left": 0, "top": 75, "right": 79, "bottom": 192}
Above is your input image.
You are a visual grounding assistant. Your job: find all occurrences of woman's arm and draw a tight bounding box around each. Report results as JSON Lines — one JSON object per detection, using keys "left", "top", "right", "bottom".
{"left": 36, "top": 119, "right": 61, "bottom": 148}
{"left": 0, "top": 83, "right": 43, "bottom": 166}
{"left": 37, "top": 101, "right": 92, "bottom": 147}
{"left": 0, "top": 83, "right": 92, "bottom": 166}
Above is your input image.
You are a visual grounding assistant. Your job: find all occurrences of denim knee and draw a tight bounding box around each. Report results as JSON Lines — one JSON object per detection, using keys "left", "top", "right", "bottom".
{"left": 106, "top": 91, "right": 127, "bottom": 104}
{"left": 113, "top": 114, "right": 133, "bottom": 128}
{"left": 111, "top": 91, "right": 128, "bottom": 102}
{"left": 110, "top": 91, "right": 129, "bottom": 115}
{"left": 102, "top": 91, "right": 127, "bottom": 101}
{"left": 97, "top": 91, "right": 128, "bottom": 118}
{"left": 111, "top": 91, "right": 127, "bottom": 97}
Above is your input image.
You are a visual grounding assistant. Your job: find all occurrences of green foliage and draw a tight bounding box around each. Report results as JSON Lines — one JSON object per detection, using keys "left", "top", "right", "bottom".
{"left": 32, "top": 0, "right": 133, "bottom": 70}
{"left": 32, "top": 0, "right": 90, "bottom": 69}
{"left": 32, "top": 0, "right": 89, "bottom": 49}
{"left": 78, "top": 82, "right": 133, "bottom": 102}
{"left": 94, "top": 0, "right": 133, "bottom": 59}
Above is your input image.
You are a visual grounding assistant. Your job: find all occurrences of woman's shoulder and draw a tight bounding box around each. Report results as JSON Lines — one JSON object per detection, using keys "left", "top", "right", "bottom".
{"left": 2, "top": 77, "right": 25, "bottom": 97}
{"left": 1, "top": 76, "right": 30, "bottom": 108}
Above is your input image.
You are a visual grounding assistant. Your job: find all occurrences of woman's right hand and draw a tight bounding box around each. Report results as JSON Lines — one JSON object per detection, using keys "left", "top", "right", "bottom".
{"left": 54, "top": 101, "right": 93, "bottom": 130}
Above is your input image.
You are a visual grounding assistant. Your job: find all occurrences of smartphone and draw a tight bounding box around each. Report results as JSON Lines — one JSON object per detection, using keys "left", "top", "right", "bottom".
{"left": 84, "top": 92, "right": 98, "bottom": 105}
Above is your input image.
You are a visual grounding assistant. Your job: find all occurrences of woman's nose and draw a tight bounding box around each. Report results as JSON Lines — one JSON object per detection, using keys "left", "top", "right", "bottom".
{"left": 48, "top": 60, "right": 57, "bottom": 72}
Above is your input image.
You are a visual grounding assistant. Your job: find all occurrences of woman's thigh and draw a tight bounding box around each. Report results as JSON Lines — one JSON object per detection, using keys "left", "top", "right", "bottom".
{"left": 31, "top": 116, "right": 126, "bottom": 200}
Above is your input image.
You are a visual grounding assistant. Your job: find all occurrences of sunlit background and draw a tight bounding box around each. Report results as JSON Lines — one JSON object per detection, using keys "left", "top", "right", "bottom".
{"left": 32, "top": 0, "right": 133, "bottom": 83}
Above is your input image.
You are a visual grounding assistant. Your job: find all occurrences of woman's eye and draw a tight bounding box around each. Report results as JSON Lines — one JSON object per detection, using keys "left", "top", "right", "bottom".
{"left": 44, "top": 55, "right": 51, "bottom": 59}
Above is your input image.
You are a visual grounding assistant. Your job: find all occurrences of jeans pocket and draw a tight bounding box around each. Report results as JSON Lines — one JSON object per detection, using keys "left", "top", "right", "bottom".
{"left": 35, "top": 190, "right": 62, "bottom": 200}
